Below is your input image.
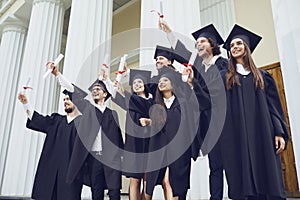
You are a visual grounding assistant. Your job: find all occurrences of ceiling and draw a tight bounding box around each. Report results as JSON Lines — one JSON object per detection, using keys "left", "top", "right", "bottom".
{"left": 113, "top": 0, "right": 133, "bottom": 11}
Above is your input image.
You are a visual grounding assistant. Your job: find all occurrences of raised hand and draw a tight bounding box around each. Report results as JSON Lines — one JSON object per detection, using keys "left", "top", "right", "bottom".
{"left": 46, "top": 62, "right": 59, "bottom": 76}
{"left": 18, "top": 92, "right": 28, "bottom": 104}
{"left": 158, "top": 19, "right": 172, "bottom": 33}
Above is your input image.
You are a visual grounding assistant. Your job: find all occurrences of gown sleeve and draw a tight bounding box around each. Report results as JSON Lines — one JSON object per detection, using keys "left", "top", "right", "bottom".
{"left": 263, "top": 70, "right": 289, "bottom": 145}
{"left": 70, "top": 84, "right": 90, "bottom": 112}
{"left": 26, "top": 111, "right": 60, "bottom": 134}
{"left": 112, "top": 92, "right": 128, "bottom": 110}
{"left": 125, "top": 91, "right": 153, "bottom": 116}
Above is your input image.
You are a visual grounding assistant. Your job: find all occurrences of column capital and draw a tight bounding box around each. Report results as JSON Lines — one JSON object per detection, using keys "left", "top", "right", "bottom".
{"left": 0, "top": 15, "right": 28, "bottom": 34}
{"left": 33, "top": 0, "right": 64, "bottom": 7}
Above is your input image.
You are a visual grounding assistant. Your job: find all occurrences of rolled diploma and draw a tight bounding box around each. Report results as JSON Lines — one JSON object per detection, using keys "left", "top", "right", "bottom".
{"left": 182, "top": 74, "right": 189, "bottom": 82}
{"left": 99, "top": 54, "right": 110, "bottom": 80}
{"left": 160, "top": 0, "right": 164, "bottom": 16}
{"left": 43, "top": 54, "right": 64, "bottom": 79}
{"left": 22, "top": 77, "right": 31, "bottom": 93}
{"left": 115, "top": 54, "right": 128, "bottom": 82}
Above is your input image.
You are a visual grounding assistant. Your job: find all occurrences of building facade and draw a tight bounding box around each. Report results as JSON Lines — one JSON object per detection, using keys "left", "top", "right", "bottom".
{"left": 0, "top": 0, "right": 299, "bottom": 199}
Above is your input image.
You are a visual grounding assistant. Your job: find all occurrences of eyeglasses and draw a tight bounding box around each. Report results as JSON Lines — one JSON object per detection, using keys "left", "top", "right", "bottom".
{"left": 92, "top": 87, "right": 104, "bottom": 92}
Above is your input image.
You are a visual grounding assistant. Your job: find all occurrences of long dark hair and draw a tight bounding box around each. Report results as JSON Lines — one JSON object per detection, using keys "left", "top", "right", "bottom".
{"left": 226, "top": 41, "right": 264, "bottom": 90}
{"left": 154, "top": 75, "right": 182, "bottom": 106}
{"left": 208, "top": 38, "right": 221, "bottom": 56}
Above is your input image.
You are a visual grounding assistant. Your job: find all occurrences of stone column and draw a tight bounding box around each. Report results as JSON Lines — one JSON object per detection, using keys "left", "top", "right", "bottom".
{"left": 1, "top": 0, "right": 65, "bottom": 195}
{"left": 0, "top": 19, "right": 27, "bottom": 193}
{"left": 61, "top": 0, "right": 113, "bottom": 93}
{"left": 140, "top": 0, "right": 201, "bottom": 75}
{"left": 140, "top": 1, "right": 205, "bottom": 199}
{"left": 271, "top": 0, "right": 300, "bottom": 187}
{"left": 59, "top": 0, "right": 113, "bottom": 197}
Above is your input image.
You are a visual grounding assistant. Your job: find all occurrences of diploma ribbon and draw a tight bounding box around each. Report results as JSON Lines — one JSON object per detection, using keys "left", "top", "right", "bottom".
{"left": 43, "top": 54, "right": 64, "bottom": 79}
{"left": 102, "top": 63, "right": 109, "bottom": 68}
{"left": 150, "top": 10, "right": 164, "bottom": 18}
{"left": 182, "top": 63, "right": 193, "bottom": 68}
{"left": 22, "top": 77, "right": 32, "bottom": 93}
{"left": 23, "top": 86, "right": 33, "bottom": 90}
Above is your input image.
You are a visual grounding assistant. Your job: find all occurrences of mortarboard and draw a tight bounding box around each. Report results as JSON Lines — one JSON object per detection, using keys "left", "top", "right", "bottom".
{"left": 62, "top": 89, "right": 73, "bottom": 101}
{"left": 159, "top": 67, "right": 181, "bottom": 83}
{"left": 223, "top": 24, "right": 262, "bottom": 53}
{"left": 88, "top": 79, "right": 111, "bottom": 101}
{"left": 154, "top": 45, "right": 175, "bottom": 63}
{"left": 129, "top": 69, "right": 152, "bottom": 86}
{"left": 173, "top": 40, "right": 192, "bottom": 64}
{"left": 192, "top": 24, "right": 224, "bottom": 45}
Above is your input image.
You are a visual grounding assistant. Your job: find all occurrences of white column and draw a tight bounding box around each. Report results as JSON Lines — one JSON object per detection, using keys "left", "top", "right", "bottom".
{"left": 61, "top": 0, "right": 113, "bottom": 197}
{"left": 199, "top": 0, "right": 236, "bottom": 56}
{"left": 140, "top": 1, "right": 212, "bottom": 199}
{"left": 1, "top": 0, "right": 65, "bottom": 195}
{"left": 271, "top": 0, "right": 300, "bottom": 187}
{"left": 61, "top": 0, "right": 112, "bottom": 90}
{"left": 140, "top": 0, "right": 201, "bottom": 75}
{"left": 0, "top": 20, "right": 27, "bottom": 192}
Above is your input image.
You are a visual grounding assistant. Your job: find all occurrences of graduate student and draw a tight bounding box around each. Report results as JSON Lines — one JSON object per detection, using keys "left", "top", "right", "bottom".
{"left": 159, "top": 21, "right": 228, "bottom": 200}
{"left": 190, "top": 24, "right": 227, "bottom": 200}
{"left": 143, "top": 70, "right": 199, "bottom": 200}
{"left": 18, "top": 91, "right": 83, "bottom": 200}
{"left": 50, "top": 64, "right": 124, "bottom": 200}
{"left": 109, "top": 69, "right": 154, "bottom": 200}
{"left": 221, "top": 24, "right": 288, "bottom": 200}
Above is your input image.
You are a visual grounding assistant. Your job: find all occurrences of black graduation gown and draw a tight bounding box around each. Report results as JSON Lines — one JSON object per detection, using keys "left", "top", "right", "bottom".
{"left": 173, "top": 40, "right": 228, "bottom": 155}
{"left": 220, "top": 70, "right": 288, "bottom": 199}
{"left": 112, "top": 91, "right": 153, "bottom": 178}
{"left": 66, "top": 85, "right": 124, "bottom": 190}
{"left": 26, "top": 111, "right": 82, "bottom": 200}
{"left": 193, "top": 56, "right": 228, "bottom": 155}
{"left": 145, "top": 96, "right": 198, "bottom": 196}
{"left": 149, "top": 66, "right": 210, "bottom": 159}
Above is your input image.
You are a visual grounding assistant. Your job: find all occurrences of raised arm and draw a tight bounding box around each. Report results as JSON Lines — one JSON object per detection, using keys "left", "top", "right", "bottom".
{"left": 18, "top": 92, "right": 57, "bottom": 134}
{"left": 159, "top": 20, "right": 177, "bottom": 49}
{"left": 48, "top": 62, "right": 89, "bottom": 112}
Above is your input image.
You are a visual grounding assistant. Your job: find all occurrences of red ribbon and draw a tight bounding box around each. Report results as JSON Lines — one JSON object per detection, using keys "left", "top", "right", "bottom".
{"left": 150, "top": 10, "right": 164, "bottom": 18}
{"left": 46, "top": 61, "right": 54, "bottom": 67}
{"left": 102, "top": 64, "right": 109, "bottom": 68}
{"left": 182, "top": 63, "right": 193, "bottom": 68}
{"left": 23, "top": 86, "right": 33, "bottom": 90}
{"left": 115, "top": 70, "right": 126, "bottom": 75}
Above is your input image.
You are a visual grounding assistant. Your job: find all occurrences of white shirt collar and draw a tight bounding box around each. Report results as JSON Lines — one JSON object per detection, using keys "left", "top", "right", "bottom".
{"left": 66, "top": 114, "right": 81, "bottom": 124}
{"left": 95, "top": 104, "right": 107, "bottom": 113}
{"left": 202, "top": 55, "right": 221, "bottom": 72}
{"left": 236, "top": 63, "right": 250, "bottom": 75}
{"left": 163, "top": 95, "right": 175, "bottom": 109}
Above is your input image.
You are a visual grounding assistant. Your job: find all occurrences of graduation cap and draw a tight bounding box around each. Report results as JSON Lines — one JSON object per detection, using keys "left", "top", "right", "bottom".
{"left": 173, "top": 40, "right": 192, "bottom": 64}
{"left": 223, "top": 24, "right": 262, "bottom": 53}
{"left": 129, "top": 69, "right": 151, "bottom": 86}
{"left": 154, "top": 45, "right": 175, "bottom": 63}
{"left": 62, "top": 89, "right": 73, "bottom": 101}
{"left": 192, "top": 24, "right": 224, "bottom": 45}
{"left": 88, "top": 79, "right": 111, "bottom": 101}
{"left": 159, "top": 67, "right": 181, "bottom": 84}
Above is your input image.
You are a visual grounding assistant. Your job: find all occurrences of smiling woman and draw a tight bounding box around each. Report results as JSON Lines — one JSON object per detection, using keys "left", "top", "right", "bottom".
{"left": 221, "top": 24, "right": 288, "bottom": 200}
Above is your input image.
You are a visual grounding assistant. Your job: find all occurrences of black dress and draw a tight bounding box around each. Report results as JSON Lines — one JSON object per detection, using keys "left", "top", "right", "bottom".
{"left": 145, "top": 95, "right": 199, "bottom": 197}
{"left": 220, "top": 69, "right": 288, "bottom": 199}
{"left": 26, "top": 112, "right": 82, "bottom": 200}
